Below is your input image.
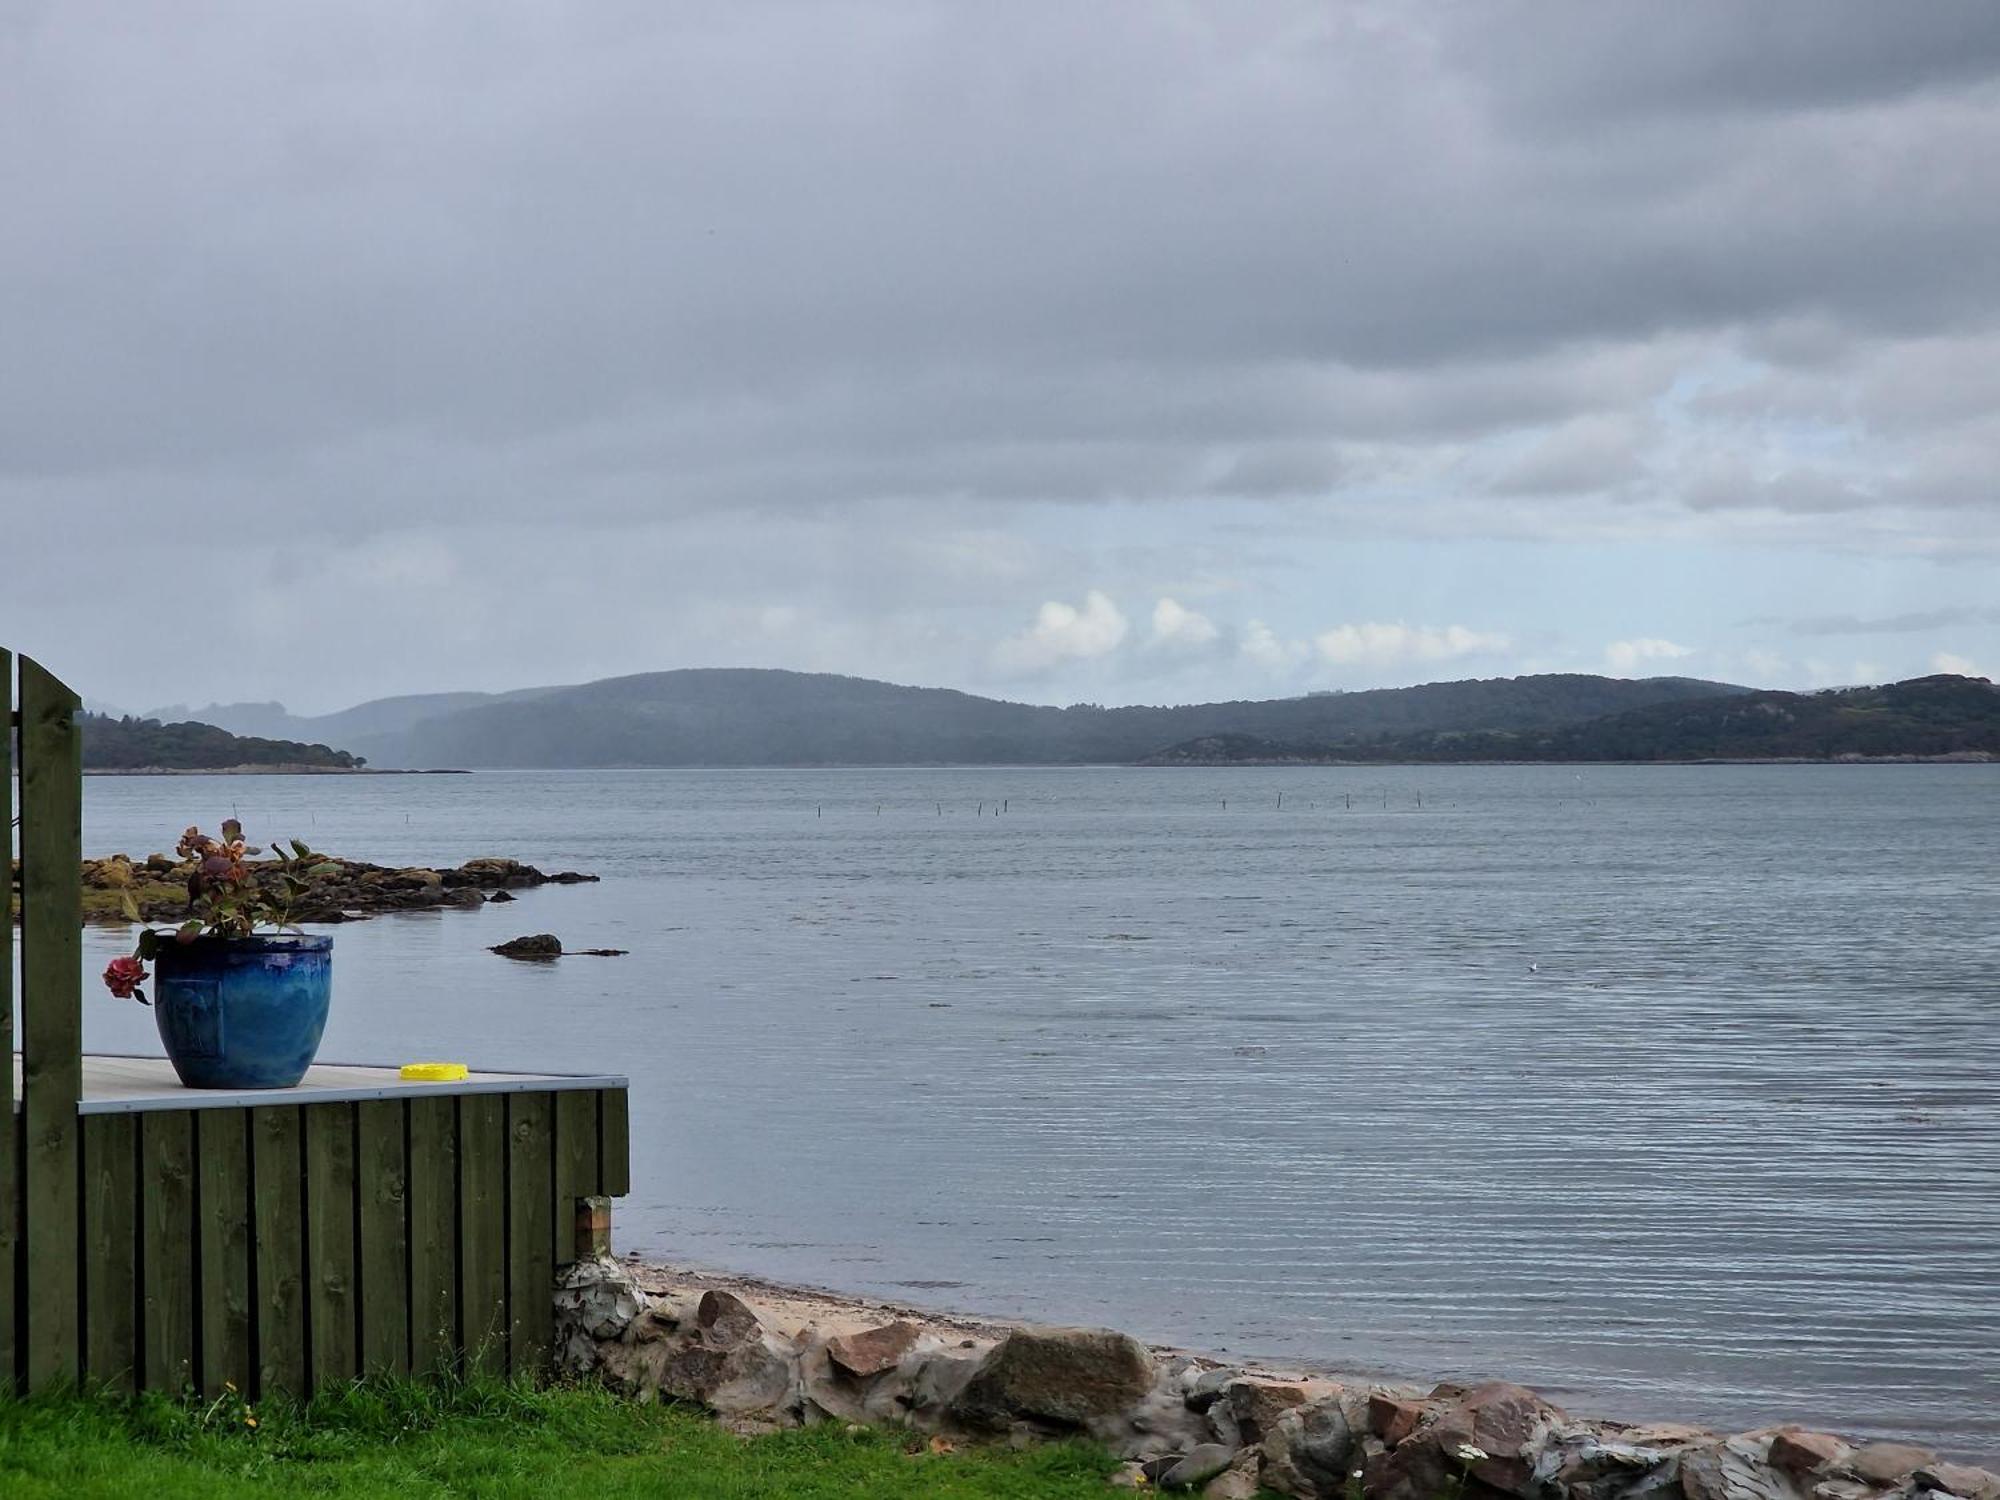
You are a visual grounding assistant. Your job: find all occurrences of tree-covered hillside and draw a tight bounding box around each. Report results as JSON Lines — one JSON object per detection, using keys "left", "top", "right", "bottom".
{"left": 373, "top": 669, "right": 1745, "bottom": 767}
{"left": 79, "top": 713, "right": 365, "bottom": 771}
{"left": 1144, "top": 675, "right": 2000, "bottom": 763}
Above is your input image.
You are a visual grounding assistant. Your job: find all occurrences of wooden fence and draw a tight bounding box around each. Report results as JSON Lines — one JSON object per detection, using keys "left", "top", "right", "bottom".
{"left": 6, "top": 650, "right": 630, "bottom": 1394}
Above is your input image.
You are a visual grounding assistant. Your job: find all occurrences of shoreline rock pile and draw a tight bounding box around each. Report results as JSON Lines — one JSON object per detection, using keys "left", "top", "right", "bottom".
{"left": 52, "top": 852, "right": 598, "bottom": 925}
{"left": 554, "top": 1259, "right": 1999, "bottom": 1500}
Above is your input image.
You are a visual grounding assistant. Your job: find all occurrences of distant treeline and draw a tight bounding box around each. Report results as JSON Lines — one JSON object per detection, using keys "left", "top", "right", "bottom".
{"left": 1142, "top": 675, "right": 2000, "bottom": 764}
{"left": 79, "top": 713, "right": 365, "bottom": 771}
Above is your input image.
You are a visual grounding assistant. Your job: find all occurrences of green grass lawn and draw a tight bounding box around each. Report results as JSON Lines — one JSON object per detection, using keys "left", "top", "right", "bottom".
{"left": 0, "top": 1377, "right": 1123, "bottom": 1498}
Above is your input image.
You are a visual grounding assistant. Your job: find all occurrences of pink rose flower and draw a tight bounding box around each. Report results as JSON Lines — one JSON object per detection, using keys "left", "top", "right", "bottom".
{"left": 102, "top": 955, "right": 149, "bottom": 1001}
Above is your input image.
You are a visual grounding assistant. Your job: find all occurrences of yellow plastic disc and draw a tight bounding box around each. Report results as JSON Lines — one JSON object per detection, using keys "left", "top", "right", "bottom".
{"left": 399, "top": 1062, "right": 469, "bottom": 1082}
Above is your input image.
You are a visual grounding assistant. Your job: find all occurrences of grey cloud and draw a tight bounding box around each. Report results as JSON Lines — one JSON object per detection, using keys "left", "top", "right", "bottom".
{"left": 1744, "top": 607, "right": 2000, "bottom": 637}
{"left": 1450, "top": 1, "right": 2000, "bottom": 124}
{"left": 6, "top": 1, "right": 2000, "bottom": 510}
{"left": 6, "top": 2, "right": 2000, "bottom": 709}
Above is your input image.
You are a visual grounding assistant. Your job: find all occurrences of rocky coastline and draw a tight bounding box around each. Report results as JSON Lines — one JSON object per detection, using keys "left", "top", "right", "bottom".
{"left": 10, "top": 852, "right": 598, "bottom": 925}
{"left": 555, "top": 1257, "right": 1999, "bottom": 1500}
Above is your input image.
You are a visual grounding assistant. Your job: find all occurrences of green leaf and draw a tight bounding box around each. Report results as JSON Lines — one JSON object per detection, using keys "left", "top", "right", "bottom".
{"left": 118, "top": 892, "right": 142, "bottom": 923}
{"left": 175, "top": 919, "right": 203, "bottom": 945}
{"left": 291, "top": 839, "right": 312, "bottom": 861}
{"left": 308, "top": 862, "right": 342, "bottom": 878}
{"left": 221, "top": 818, "right": 243, "bottom": 845}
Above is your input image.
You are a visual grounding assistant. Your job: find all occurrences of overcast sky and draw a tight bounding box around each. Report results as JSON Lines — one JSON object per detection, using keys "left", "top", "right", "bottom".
{"left": 5, "top": 2, "right": 1999, "bottom": 716}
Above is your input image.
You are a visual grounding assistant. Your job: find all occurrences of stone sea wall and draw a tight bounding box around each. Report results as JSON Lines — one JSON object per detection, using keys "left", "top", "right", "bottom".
{"left": 554, "top": 1259, "right": 1998, "bottom": 1500}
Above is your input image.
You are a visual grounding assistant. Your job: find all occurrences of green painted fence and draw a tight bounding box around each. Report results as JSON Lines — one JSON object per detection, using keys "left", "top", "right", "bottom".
{"left": 6, "top": 651, "right": 630, "bottom": 1394}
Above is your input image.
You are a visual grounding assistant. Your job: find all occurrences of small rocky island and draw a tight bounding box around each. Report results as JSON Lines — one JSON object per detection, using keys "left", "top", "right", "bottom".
{"left": 12, "top": 852, "right": 598, "bottom": 926}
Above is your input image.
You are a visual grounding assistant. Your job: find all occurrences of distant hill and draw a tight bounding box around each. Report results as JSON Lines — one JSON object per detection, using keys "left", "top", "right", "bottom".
{"left": 143, "top": 687, "right": 557, "bottom": 758}
{"left": 1143, "top": 675, "right": 2000, "bottom": 764}
{"left": 79, "top": 713, "right": 366, "bottom": 772}
{"left": 327, "top": 668, "right": 1748, "bottom": 768}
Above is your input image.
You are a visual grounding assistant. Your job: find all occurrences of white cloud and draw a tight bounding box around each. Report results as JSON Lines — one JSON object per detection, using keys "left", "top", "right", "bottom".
{"left": 993, "top": 590, "right": 1129, "bottom": 674}
{"left": 1239, "top": 619, "right": 1308, "bottom": 674}
{"left": 1605, "top": 638, "right": 1695, "bottom": 675}
{"left": 1743, "top": 648, "right": 1789, "bottom": 681}
{"left": 1149, "top": 597, "right": 1220, "bottom": 650}
{"left": 1932, "top": 651, "right": 1987, "bottom": 678}
{"left": 1313, "top": 622, "right": 1510, "bottom": 669}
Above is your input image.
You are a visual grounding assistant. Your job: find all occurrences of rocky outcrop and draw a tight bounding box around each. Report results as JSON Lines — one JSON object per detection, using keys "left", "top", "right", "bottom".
{"left": 553, "top": 1259, "right": 1999, "bottom": 1499}
{"left": 490, "top": 933, "right": 629, "bottom": 959}
{"left": 59, "top": 851, "right": 598, "bottom": 925}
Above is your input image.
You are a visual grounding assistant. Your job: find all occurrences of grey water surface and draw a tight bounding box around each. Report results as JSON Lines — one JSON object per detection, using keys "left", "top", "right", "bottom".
{"left": 76, "top": 766, "right": 2000, "bottom": 1459}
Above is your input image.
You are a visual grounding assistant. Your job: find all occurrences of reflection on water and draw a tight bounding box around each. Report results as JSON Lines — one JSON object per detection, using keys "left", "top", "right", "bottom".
{"left": 76, "top": 765, "right": 2000, "bottom": 1458}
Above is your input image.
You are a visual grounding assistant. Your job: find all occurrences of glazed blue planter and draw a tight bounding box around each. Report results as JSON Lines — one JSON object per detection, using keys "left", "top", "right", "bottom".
{"left": 151, "top": 934, "right": 333, "bottom": 1089}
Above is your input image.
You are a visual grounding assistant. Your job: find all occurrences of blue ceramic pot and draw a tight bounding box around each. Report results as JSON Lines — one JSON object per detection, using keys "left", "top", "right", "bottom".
{"left": 151, "top": 934, "right": 333, "bottom": 1089}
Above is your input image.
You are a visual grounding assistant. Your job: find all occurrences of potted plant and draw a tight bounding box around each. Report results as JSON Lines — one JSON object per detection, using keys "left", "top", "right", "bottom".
{"left": 103, "top": 820, "right": 340, "bottom": 1089}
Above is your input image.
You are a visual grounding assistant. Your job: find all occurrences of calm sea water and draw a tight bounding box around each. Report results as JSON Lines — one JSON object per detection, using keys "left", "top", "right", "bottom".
{"left": 73, "top": 766, "right": 2000, "bottom": 1458}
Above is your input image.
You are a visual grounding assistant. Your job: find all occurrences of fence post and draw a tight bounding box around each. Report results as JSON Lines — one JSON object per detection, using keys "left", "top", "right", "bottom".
{"left": 1, "top": 649, "right": 17, "bottom": 1387}
{"left": 18, "top": 655, "right": 83, "bottom": 1385}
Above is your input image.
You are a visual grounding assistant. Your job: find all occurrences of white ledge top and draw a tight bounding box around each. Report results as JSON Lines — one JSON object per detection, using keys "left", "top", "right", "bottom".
{"left": 11, "top": 1053, "right": 629, "bottom": 1114}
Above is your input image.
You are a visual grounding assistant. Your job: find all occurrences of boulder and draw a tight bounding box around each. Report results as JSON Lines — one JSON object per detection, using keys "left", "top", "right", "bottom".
{"left": 492, "top": 933, "right": 563, "bottom": 958}
{"left": 1205, "top": 1466, "right": 1262, "bottom": 1500}
{"left": 1364, "top": 1382, "right": 1566, "bottom": 1500}
{"left": 1769, "top": 1431, "right": 1850, "bottom": 1476}
{"left": 1850, "top": 1445, "right": 1937, "bottom": 1487}
{"left": 1917, "top": 1464, "right": 2000, "bottom": 1500}
{"left": 613, "top": 1288, "right": 798, "bottom": 1424}
{"left": 1679, "top": 1437, "right": 1805, "bottom": 1500}
{"left": 900, "top": 1343, "right": 989, "bottom": 1418}
{"left": 951, "top": 1326, "right": 1155, "bottom": 1429}
{"left": 1185, "top": 1366, "right": 1242, "bottom": 1412}
{"left": 828, "top": 1321, "right": 922, "bottom": 1379}
{"left": 1097, "top": 1378, "right": 1221, "bottom": 1458}
{"left": 1262, "top": 1396, "right": 1358, "bottom": 1499}
{"left": 1424, "top": 1381, "right": 1566, "bottom": 1496}
{"left": 695, "top": 1288, "right": 761, "bottom": 1342}
{"left": 1224, "top": 1378, "right": 1313, "bottom": 1444}
{"left": 1536, "top": 1426, "right": 1685, "bottom": 1500}
{"left": 1370, "top": 1392, "right": 1429, "bottom": 1446}
{"left": 552, "top": 1257, "right": 646, "bottom": 1362}
{"left": 1162, "top": 1443, "right": 1239, "bottom": 1490}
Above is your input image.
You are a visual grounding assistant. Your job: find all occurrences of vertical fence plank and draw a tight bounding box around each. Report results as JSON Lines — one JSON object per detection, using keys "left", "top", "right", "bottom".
{"left": 0, "top": 647, "right": 16, "bottom": 1388}
{"left": 506, "top": 1093, "right": 554, "bottom": 1376}
{"left": 406, "top": 1096, "right": 458, "bottom": 1376}
{"left": 197, "top": 1110, "right": 253, "bottom": 1396}
{"left": 356, "top": 1100, "right": 409, "bottom": 1377}
{"left": 600, "top": 1088, "right": 631, "bottom": 1198}
{"left": 140, "top": 1111, "right": 197, "bottom": 1392}
{"left": 457, "top": 1094, "right": 506, "bottom": 1376}
{"left": 82, "top": 1113, "right": 138, "bottom": 1390}
{"left": 252, "top": 1105, "right": 305, "bottom": 1397}
{"left": 556, "top": 1088, "right": 600, "bottom": 1248}
{"left": 18, "top": 656, "right": 82, "bottom": 1387}
{"left": 304, "top": 1102, "right": 358, "bottom": 1387}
